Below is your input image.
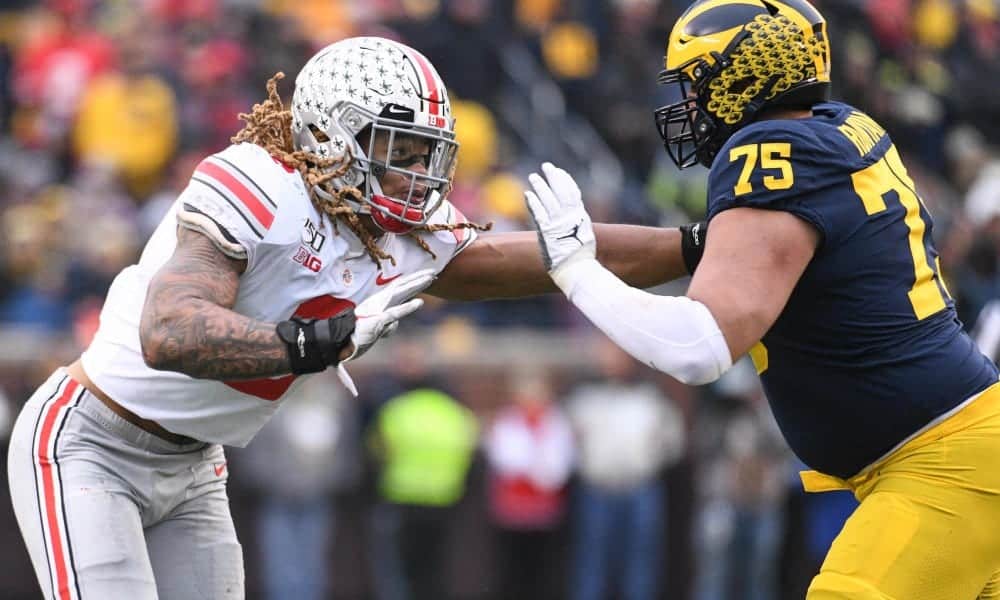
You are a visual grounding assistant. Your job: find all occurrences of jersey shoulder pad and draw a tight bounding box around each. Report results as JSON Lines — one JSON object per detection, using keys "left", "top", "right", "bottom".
{"left": 178, "top": 143, "right": 304, "bottom": 262}
{"left": 707, "top": 118, "right": 844, "bottom": 222}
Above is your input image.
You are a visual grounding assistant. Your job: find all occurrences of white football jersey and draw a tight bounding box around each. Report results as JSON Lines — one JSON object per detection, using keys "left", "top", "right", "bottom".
{"left": 80, "top": 143, "right": 476, "bottom": 446}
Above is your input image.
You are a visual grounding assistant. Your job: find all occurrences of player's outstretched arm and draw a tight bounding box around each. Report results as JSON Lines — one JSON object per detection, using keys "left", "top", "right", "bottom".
{"left": 524, "top": 163, "right": 817, "bottom": 385}
{"left": 426, "top": 220, "right": 698, "bottom": 301}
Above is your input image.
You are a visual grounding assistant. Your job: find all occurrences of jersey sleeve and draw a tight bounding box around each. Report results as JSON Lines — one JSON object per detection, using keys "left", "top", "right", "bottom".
{"left": 706, "top": 121, "right": 842, "bottom": 241}
{"left": 175, "top": 144, "right": 283, "bottom": 266}
{"left": 418, "top": 199, "right": 479, "bottom": 263}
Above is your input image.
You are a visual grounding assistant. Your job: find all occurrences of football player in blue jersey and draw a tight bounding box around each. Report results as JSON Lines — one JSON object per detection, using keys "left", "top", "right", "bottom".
{"left": 525, "top": 1, "right": 1000, "bottom": 598}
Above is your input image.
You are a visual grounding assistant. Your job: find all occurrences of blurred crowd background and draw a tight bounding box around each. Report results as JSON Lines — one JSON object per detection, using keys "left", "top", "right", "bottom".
{"left": 0, "top": 0, "right": 999, "bottom": 598}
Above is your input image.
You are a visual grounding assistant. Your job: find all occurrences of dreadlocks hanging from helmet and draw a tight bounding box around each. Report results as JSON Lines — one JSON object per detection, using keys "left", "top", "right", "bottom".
{"left": 232, "top": 49, "right": 492, "bottom": 264}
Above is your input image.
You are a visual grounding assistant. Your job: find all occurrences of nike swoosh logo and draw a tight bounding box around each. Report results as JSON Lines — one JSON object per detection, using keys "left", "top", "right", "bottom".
{"left": 376, "top": 273, "right": 401, "bottom": 286}
{"left": 214, "top": 463, "right": 227, "bottom": 477}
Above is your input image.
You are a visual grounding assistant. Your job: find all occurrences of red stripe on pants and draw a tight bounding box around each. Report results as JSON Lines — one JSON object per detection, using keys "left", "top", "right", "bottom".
{"left": 37, "top": 378, "right": 79, "bottom": 600}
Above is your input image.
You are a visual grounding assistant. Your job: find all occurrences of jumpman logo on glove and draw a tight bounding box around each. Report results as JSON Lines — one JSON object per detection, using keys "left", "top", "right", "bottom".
{"left": 556, "top": 221, "right": 586, "bottom": 245}
{"left": 524, "top": 163, "right": 596, "bottom": 274}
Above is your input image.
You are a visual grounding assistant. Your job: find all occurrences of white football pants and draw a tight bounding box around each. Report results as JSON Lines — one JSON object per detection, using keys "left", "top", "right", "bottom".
{"left": 7, "top": 369, "right": 244, "bottom": 599}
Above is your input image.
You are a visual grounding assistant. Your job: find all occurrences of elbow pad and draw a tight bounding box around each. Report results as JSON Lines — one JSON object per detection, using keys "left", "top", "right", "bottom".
{"left": 553, "top": 259, "right": 733, "bottom": 385}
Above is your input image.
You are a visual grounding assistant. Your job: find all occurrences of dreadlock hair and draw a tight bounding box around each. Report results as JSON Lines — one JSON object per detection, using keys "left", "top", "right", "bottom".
{"left": 231, "top": 72, "right": 492, "bottom": 267}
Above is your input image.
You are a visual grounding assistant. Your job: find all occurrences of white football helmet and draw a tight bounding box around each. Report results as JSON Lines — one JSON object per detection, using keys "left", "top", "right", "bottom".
{"left": 291, "top": 37, "right": 457, "bottom": 234}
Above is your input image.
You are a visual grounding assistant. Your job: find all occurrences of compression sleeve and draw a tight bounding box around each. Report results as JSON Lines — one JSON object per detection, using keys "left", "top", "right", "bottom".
{"left": 553, "top": 258, "right": 733, "bottom": 385}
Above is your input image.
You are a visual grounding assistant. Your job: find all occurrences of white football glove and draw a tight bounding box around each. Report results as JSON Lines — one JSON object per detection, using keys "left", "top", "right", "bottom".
{"left": 335, "top": 268, "right": 436, "bottom": 397}
{"left": 524, "top": 162, "right": 597, "bottom": 287}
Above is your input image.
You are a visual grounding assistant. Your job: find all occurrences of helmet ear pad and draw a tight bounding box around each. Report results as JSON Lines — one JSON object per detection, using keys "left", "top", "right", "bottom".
{"left": 690, "top": 107, "right": 720, "bottom": 168}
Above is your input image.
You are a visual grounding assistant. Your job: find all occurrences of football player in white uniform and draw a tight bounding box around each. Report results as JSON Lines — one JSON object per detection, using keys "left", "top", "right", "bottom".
{"left": 8, "top": 37, "right": 705, "bottom": 599}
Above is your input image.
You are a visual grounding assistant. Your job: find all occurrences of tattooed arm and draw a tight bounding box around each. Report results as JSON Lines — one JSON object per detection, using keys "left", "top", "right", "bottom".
{"left": 139, "top": 227, "right": 293, "bottom": 380}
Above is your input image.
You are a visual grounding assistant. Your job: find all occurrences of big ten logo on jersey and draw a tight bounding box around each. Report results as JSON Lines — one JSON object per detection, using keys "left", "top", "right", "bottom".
{"left": 292, "top": 246, "right": 323, "bottom": 272}
{"left": 292, "top": 218, "right": 326, "bottom": 272}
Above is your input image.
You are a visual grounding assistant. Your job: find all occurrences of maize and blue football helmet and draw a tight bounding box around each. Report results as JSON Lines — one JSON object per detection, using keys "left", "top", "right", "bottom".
{"left": 656, "top": 0, "right": 832, "bottom": 169}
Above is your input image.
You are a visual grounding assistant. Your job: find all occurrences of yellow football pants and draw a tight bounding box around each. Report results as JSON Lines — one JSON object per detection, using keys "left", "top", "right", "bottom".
{"left": 802, "top": 381, "right": 1000, "bottom": 600}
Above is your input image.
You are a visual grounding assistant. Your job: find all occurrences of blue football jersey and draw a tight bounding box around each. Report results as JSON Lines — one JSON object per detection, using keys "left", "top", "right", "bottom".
{"left": 706, "top": 101, "right": 999, "bottom": 479}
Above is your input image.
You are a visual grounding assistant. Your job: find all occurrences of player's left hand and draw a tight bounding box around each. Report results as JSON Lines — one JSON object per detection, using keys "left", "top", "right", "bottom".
{"left": 335, "top": 268, "right": 436, "bottom": 396}
{"left": 525, "top": 162, "right": 596, "bottom": 278}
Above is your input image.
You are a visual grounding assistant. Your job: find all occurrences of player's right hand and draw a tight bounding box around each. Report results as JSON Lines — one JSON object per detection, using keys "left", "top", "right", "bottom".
{"left": 524, "top": 162, "right": 597, "bottom": 277}
{"left": 349, "top": 268, "right": 435, "bottom": 360}
{"left": 335, "top": 269, "right": 436, "bottom": 396}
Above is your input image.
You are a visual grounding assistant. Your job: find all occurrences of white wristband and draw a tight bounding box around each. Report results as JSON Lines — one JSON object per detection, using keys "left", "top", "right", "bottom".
{"left": 550, "top": 255, "right": 597, "bottom": 295}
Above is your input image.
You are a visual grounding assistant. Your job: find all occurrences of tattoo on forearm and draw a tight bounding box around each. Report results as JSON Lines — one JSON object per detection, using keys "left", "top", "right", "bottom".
{"left": 140, "top": 228, "right": 292, "bottom": 380}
